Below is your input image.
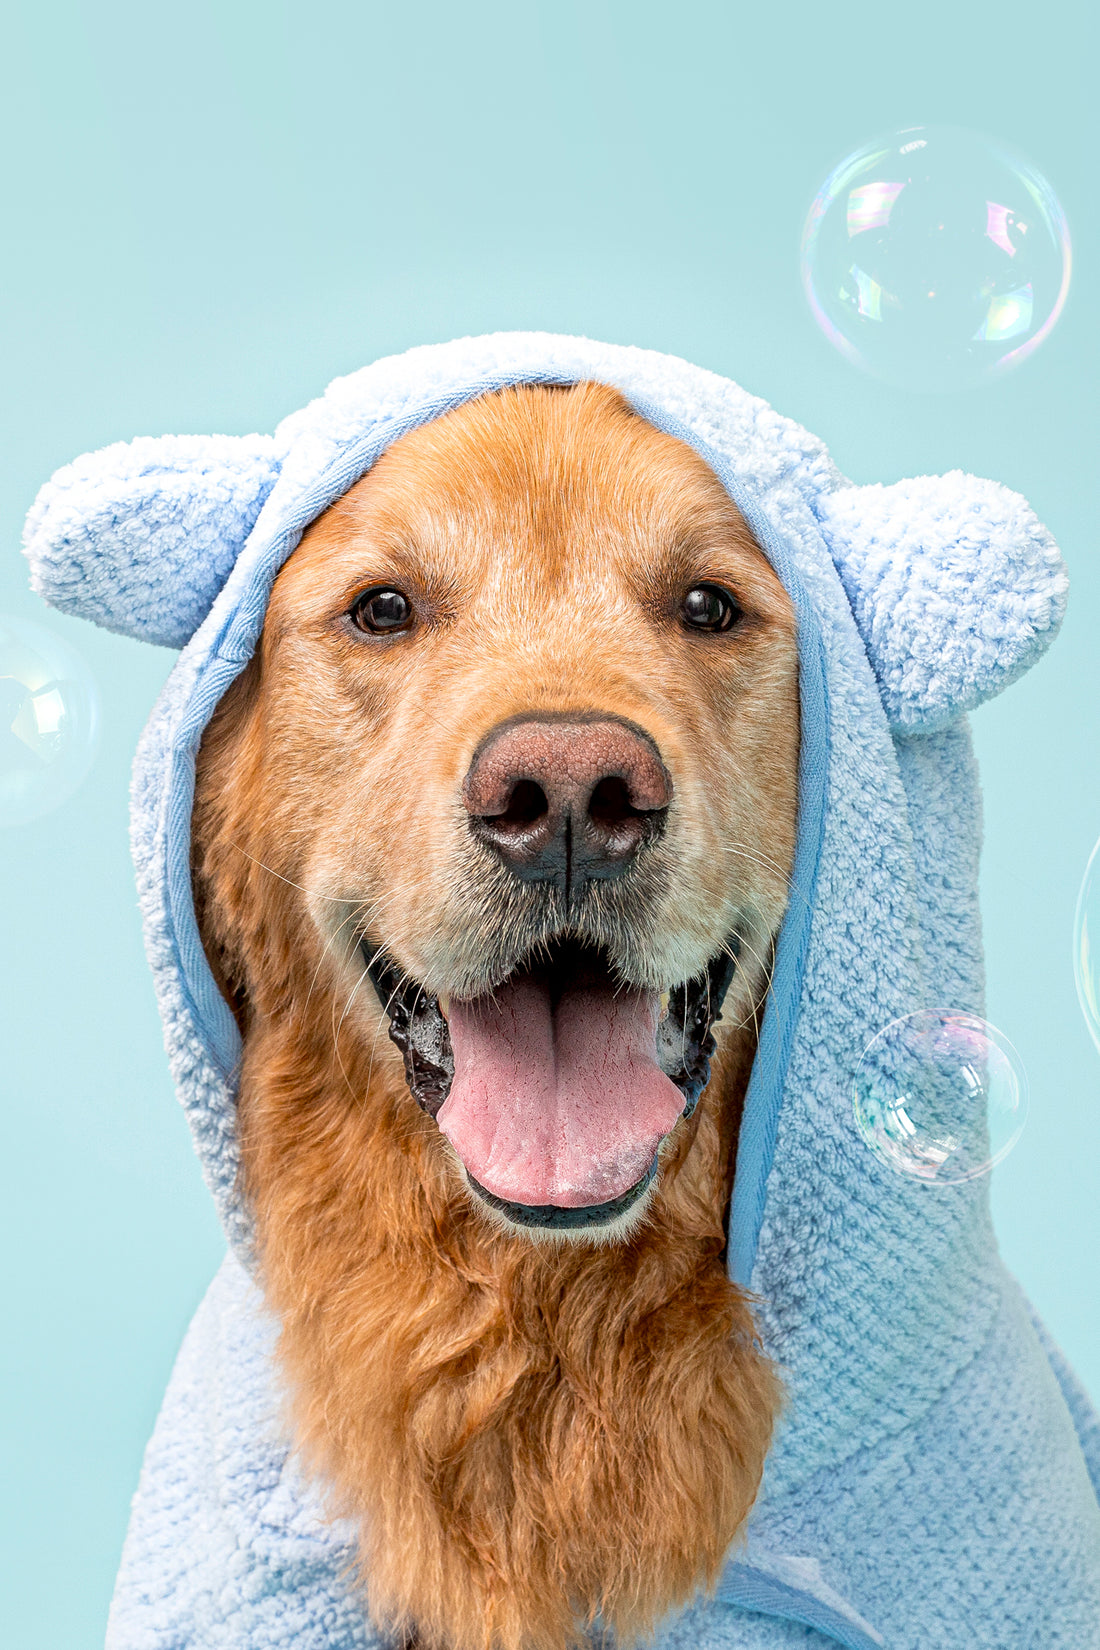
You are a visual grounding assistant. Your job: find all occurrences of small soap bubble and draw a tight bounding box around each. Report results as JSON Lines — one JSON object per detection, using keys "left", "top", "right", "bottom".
{"left": 801, "top": 126, "right": 1071, "bottom": 391}
{"left": 1074, "top": 839, "right": 1100, "bottom": 1056}
{"left": 853, "top": 1009, "right": 1027, "bottom": 1183}
{"left": 0, "top": 614, "right": 100, "bottom": 827}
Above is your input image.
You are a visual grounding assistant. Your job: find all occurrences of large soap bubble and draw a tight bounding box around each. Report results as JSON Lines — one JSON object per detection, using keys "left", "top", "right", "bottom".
{"left": 802, "top": 126, "right": 1071, "bottom": 392}
{"left": 1075, "top": 840, "right": 1100, "bottom": 1056}
{"left": 1, "top": 614, "right": 100, "bottom": 827}
{"left": 853, "top": 1009, "right": 1028, "bottom": 1183}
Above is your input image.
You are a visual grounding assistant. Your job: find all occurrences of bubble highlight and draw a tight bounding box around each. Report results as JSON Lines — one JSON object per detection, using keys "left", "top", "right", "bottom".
{"left": 853, "top": 1009, "right": 1028, "bottom": 1183}
{"left": 1, "top": 615, "right": 100, "bottom": 827}
{"left": 1074, "top": 840, "right": 1100, "bottom": 1057}
{"left": 802, "top": 126, "right": 1071, "bottom": 392}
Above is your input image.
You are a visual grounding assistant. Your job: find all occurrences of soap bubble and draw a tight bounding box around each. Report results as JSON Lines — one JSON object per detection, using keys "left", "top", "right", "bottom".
{"left": 853, "top": 1009, "right": 1027, "bottom": 1183}
{"left": 801, "top": 126, "right": 1071, "bottom": 391}
{"left": 1074, "top": 839, "right": 1100, "bottom": 1056}
{"left": 0, "top": 615, "right": 100, "bottom": 827}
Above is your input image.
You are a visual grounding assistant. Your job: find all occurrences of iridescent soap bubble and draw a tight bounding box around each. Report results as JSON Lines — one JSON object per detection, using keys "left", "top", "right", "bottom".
{"left": 1074, "top": 839, "right": 1100, "bottom": 1056}
{"left": 853, "top": 1009, "right": 1028, "bottom": 1183}
{"left": 801, "top": 126, "right": 1071, "bottom": 391}
{"left": 0, "top": 615, "right": 100, "bottom": 827}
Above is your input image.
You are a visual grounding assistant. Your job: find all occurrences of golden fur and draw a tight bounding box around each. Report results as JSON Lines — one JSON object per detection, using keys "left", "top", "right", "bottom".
{"left": 192, "top": 383, "right": 800, "bottom": 1650}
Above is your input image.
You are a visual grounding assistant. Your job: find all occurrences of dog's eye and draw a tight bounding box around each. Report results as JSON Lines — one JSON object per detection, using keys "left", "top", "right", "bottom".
{"left": 680, "top": 585, "right": 741, "bottom": 633}
{"left": 349, "top": 587, "right": 413, "bottom": 634}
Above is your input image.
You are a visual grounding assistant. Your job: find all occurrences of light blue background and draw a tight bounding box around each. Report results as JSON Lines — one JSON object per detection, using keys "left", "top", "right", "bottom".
{"left": 1, "top": 3, "right": 1097, "bottom": 1645}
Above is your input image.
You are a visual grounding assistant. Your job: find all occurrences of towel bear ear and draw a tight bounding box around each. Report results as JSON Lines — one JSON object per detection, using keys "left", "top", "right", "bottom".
{"left": 22, "top": 433, "right": 282, "bottom": 649}
{"left": 815, "top": 472, "right": 1067, "bottom": 734}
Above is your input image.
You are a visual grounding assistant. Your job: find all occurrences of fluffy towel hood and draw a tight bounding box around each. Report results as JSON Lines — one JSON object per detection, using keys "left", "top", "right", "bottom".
{"left": 24, "top": 333, "right": 1100, "bottom": 1649}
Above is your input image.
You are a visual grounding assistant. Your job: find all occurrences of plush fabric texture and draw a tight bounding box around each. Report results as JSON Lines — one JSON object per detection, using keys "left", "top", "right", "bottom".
{"left": 24, "top": 433, "right": 282, "bottom": 648}
{"left": 23, "top": 333, "right": 1100, "bottom": 1648}
{"left": 816, "top": 472, "right": 1067, "bottom": 733}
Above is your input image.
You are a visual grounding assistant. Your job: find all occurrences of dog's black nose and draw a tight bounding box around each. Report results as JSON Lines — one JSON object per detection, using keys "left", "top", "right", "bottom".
{"left": 463, "top": 716, "right": 672, "bottom": 889}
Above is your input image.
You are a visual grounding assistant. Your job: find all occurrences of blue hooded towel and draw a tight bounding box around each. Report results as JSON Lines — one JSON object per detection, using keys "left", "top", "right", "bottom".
{"left": 23, "top": 333, "right": 1100, "bottom": 1649}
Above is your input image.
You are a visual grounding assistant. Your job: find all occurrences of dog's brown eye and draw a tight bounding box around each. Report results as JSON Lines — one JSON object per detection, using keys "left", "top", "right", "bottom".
{"left": 681, "top": 585, "right": 741, "bottom": 632}
{"left": 350, "top": 588, "right": 413, "bottom": 634}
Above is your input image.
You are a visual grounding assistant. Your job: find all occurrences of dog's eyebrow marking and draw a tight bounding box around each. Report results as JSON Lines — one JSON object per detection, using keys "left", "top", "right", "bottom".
{"left": 333, "top": 535, "right": 469, "bottom": 610}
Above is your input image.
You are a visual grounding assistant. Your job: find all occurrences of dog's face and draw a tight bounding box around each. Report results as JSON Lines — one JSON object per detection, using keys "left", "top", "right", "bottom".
{"left": 205, "top": 382, "right": 799, "bottom": 1237}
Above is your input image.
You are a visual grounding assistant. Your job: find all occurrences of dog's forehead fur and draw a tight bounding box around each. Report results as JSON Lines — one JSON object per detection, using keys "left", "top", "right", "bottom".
{"left": 267, "top": 381, "right": 793, "bottom": 634}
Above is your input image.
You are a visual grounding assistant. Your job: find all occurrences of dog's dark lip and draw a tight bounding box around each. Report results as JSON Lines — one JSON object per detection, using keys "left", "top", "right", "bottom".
{"left": 361, "top": 934, "right": 740, "bottom": 1225}
{"left": 466, "top": 1158, "right": 659, "bottom": 1229}
{"left": 363, "top": 947, "right": 455, "bottom": 1121}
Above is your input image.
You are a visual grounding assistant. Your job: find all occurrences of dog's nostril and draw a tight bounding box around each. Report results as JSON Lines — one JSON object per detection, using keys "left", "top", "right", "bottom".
{"left": 587, "top": 775, "right": 642, "bottom": 833}
{"left": 495, "top": 779, "right": 549, "bottom": 831}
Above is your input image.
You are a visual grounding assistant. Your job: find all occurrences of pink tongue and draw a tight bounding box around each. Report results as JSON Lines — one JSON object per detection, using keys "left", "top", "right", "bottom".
{"left": 437, "top": 974, "right": 683, "bottom": 1208}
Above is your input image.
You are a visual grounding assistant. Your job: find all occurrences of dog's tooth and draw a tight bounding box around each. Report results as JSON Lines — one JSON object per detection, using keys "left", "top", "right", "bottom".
{"left": 439, "top": 993, "right": 451, "bottom": 1016}
{"left": 659, "top": 991, "right": 670, "bottom": 1020}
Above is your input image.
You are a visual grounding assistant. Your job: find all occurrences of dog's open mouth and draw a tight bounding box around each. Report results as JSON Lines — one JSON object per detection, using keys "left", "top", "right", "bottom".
{"left": 364, "top": 936, "right": 738, "bottom": 1230}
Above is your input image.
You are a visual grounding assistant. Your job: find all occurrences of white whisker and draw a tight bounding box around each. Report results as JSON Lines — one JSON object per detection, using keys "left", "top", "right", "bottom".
{"left": 363, "top": 968, "right": 416, "bottom": 1098}
{"left": 713, "top": 841, "right": 810, "bottom": 914}
{"left": 227, "top": 840, "right": 349, "bottom": 904}
{"left": 332, "top": 963, "right": 372, "bottom": 1101}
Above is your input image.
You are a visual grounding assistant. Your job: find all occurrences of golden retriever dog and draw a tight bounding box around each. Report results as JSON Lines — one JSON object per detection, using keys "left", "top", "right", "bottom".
{"left": 191, "top": 381, "right": 800, "bottom": 1650}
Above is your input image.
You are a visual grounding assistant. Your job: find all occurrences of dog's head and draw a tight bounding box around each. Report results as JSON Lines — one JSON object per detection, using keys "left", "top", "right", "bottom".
{"left": 194, "top": 381, "right": 799, "bottom": 1238}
